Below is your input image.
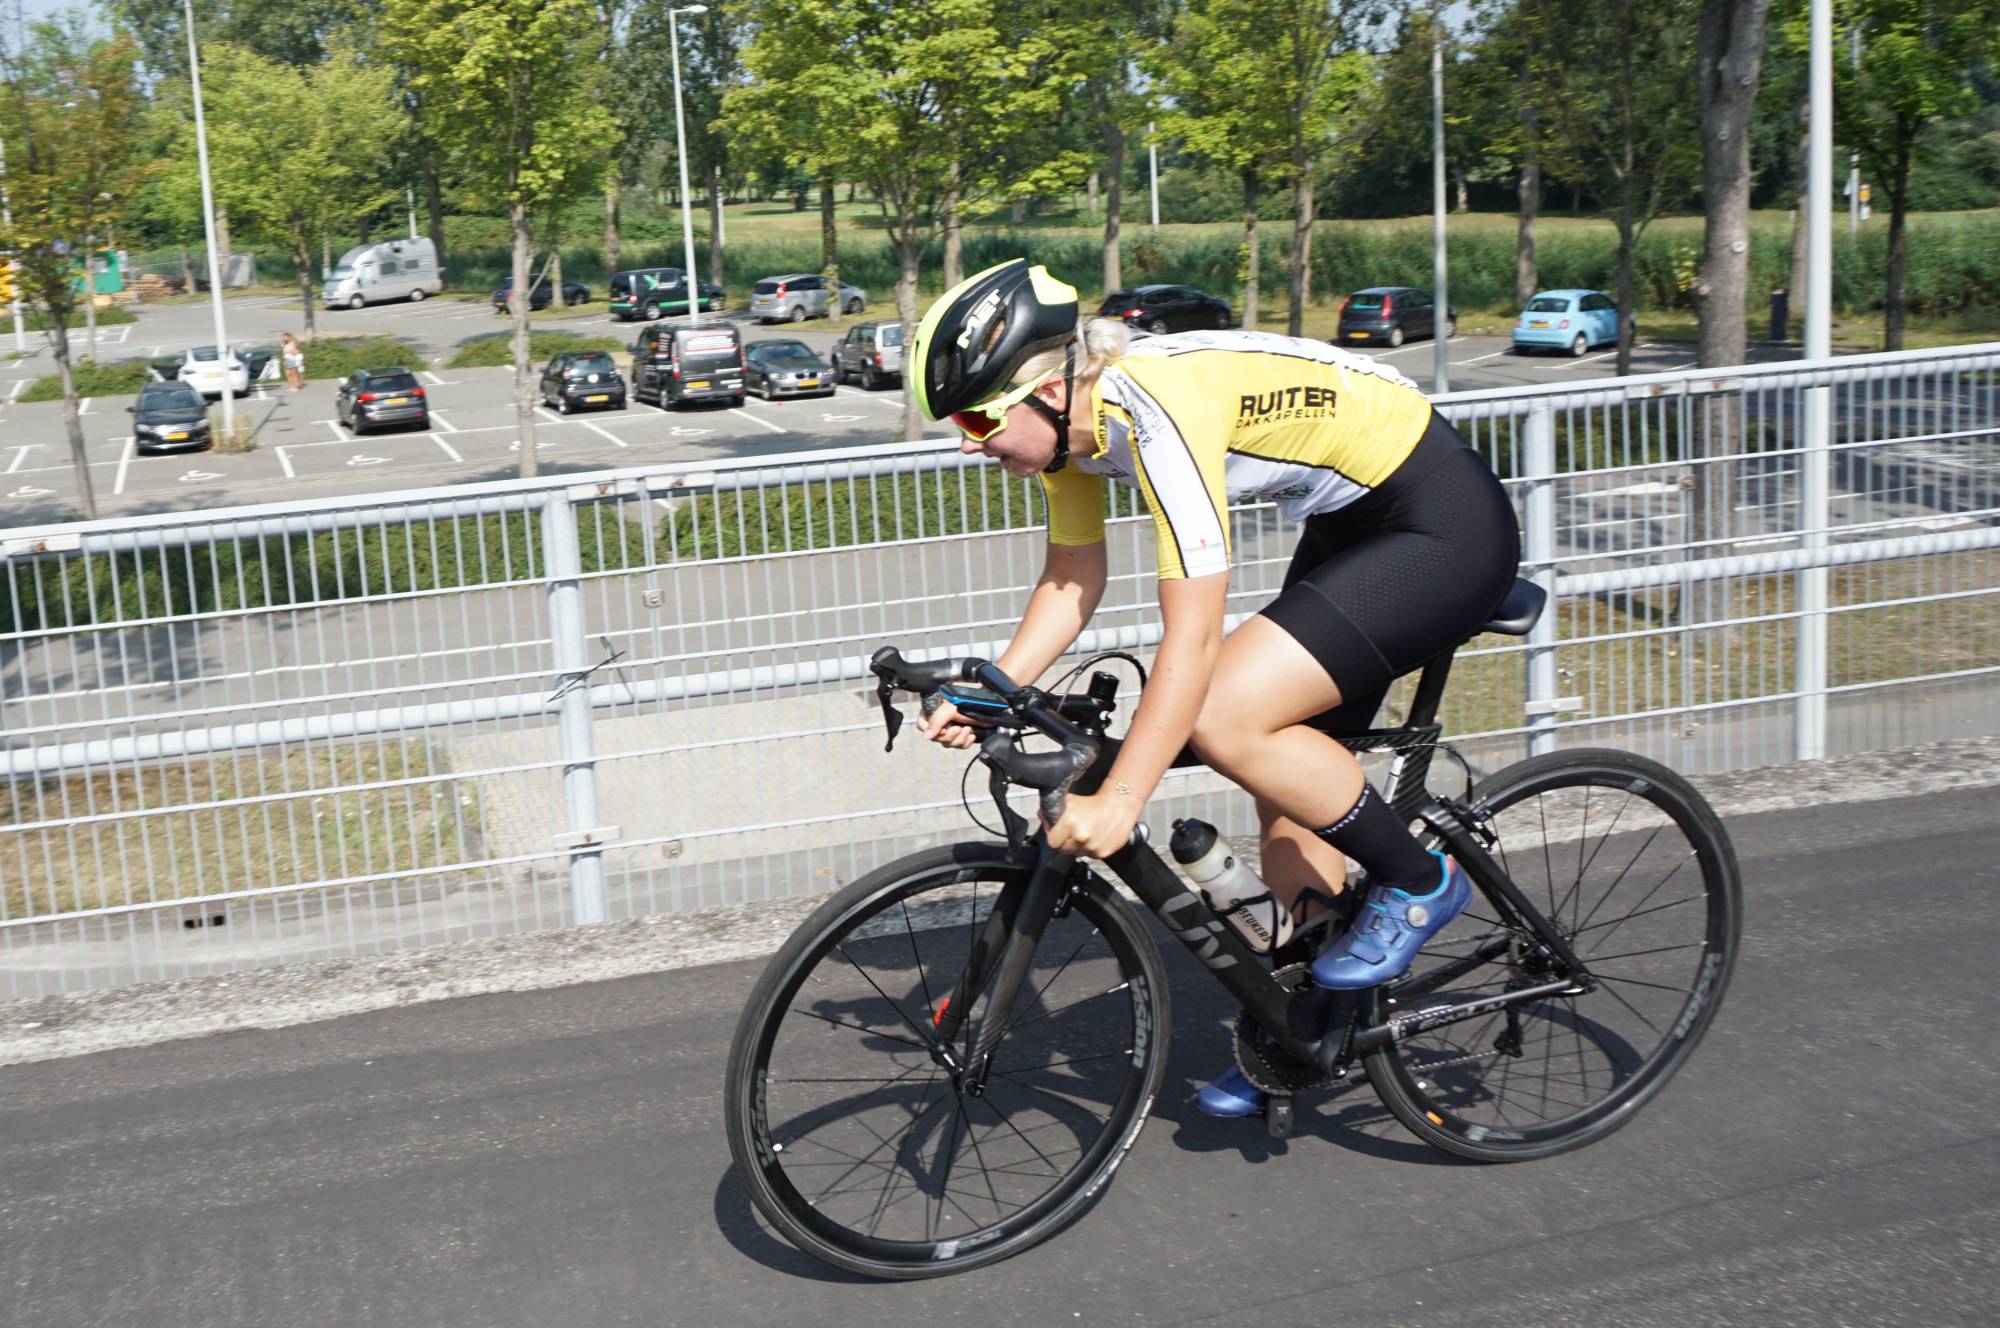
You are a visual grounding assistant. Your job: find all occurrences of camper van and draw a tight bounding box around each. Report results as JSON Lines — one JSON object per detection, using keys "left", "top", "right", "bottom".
{"left": 321, "top": 238, "right": 442, "bottom": 309}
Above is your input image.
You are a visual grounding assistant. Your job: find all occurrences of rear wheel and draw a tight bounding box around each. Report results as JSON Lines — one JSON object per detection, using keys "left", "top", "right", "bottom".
{"left": 862, "top": 363, "right": 880, "bottom": 390}
{"left": 1570, "top": 333, "right": 1589, "bottom": 357}
{"left": 789, "top": 304, "right": 807, "bottom": 323}
{"left": 1387, "top": 324, "right": 1406, "bottom": 347}
{"left": 1364, "top": 747, "right": 1741, "bottom": 1162}
{"left": 1146, "top": 318, "right": 1169, "bottom": 335}
{"left": 644, "top": 301, "right": 662, "bottom": 321}
{"left": 724, "top": 843, "right": 1170, "bottom": 1279}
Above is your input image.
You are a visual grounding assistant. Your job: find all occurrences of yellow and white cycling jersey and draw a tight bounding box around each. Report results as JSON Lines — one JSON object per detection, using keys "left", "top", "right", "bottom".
{"left": 1041, "top": 329, "right": 1435, "bottom": 578}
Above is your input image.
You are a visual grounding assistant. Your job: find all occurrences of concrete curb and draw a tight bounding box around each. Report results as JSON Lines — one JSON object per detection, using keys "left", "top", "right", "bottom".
{"left": 2, "top": 735, "right": 1995, "bottom": 1067}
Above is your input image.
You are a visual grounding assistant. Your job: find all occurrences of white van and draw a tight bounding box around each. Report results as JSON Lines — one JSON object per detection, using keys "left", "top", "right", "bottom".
{"left": 322, "top": 238, "right": 442, "bottom": 309}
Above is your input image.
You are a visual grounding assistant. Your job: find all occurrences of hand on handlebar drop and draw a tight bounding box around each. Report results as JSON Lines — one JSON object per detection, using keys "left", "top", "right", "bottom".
{"left": 1045, "top": 789, "right": 1143, "bottom": 860}
{"left": 914, "top": 696, "right": 984, "bottom": 749}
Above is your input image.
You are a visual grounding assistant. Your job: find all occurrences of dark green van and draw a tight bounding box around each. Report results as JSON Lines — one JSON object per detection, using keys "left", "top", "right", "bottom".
{"left": 609, "top": 268, "right": 726, "bottom": 321}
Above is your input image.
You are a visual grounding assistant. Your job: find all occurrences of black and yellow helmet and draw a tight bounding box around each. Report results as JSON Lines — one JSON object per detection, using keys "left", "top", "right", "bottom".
{"left": 910, "top": 259, "right": 1079, "bottom": 420}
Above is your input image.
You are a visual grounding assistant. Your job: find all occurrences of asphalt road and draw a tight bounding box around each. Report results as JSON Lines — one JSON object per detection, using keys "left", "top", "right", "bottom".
{"left": 2, "top": 788, "right": 1994, "bottom": 1327}
{"left": 0, "top": 291, "right": 1753, "bottom": 524}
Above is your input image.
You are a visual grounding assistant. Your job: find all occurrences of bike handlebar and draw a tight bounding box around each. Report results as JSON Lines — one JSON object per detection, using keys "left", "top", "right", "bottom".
{"left": 870, "top": 646, "right": 1105, "bottom": 828}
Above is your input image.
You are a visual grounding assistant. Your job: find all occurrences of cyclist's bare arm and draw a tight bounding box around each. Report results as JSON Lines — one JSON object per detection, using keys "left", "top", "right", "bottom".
{"left": 1102, "top": 571, "right": 1226, "bottom": 800}
{"left": 917, "top": 540, "right": 1108, "bottom": 748}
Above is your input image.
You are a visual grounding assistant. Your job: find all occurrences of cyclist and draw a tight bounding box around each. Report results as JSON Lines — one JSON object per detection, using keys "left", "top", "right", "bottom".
{"left": 907, "top": 260, "right": 1520, "bottom": 1118}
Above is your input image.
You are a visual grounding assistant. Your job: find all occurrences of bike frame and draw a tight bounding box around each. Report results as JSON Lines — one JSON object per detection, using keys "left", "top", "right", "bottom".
{"left": 938, "top": 644, "right": 1597, "bottom": 1090}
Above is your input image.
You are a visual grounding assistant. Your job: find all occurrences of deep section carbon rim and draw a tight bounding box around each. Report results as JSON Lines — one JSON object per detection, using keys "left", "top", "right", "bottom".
{"left": 728, "top": 852, "right": 1164, "bottom": 1272}
{"left": 1368, "top": 749, "right": 1739, "bottom": 1158}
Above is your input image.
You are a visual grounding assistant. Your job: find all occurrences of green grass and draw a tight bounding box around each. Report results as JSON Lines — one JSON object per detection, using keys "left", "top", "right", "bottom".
{"left": 297, "top": 335, "right": 430, "bottom": 380}
{"left": 446, "top": 331, "right": 628, "bottom": 369}
{"left": 23, "top": 304, "right": 137, "bottom": 330}
{"left": 0, "top": 742, "right": 474, "bottom": 919}
{"left": 17, "top": 358, "right": 156, "bottom": 402}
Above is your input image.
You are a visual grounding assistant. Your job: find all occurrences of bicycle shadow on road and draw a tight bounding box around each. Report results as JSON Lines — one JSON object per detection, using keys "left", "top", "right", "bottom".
{"left": 708, "top": 1165, "right": 902, "bottom": 1284}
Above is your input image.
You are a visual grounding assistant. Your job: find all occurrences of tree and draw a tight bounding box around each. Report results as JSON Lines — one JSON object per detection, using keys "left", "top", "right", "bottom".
{"left": 385, "top": 0, "right": 613, "bottom": 476}
{"left": 1532, "top": 0, "right": 1701, "bottom": 375}
{"left": 1692, "top": 0, "right": 1776, "bottom": 372}
{"left": 730, "top": 0, "right": 1075, "bottom": 441}
{"left": 1688, "top": 0, "right": 1776, "bottom": 643}
{"left": 1835, "top": 0, "right": 1998, "bottom": 349}
{"left": 1269, "top": 0, "right": 1368, "bottom": 336}
{"left": 0, "top": 25, "right": 141, "bottom": 521}
{"left": 1152, "top": 0, "right": 1299, "bottom": 330}
{"left": 166, "top": 43, "right": 403, "bottom": 338}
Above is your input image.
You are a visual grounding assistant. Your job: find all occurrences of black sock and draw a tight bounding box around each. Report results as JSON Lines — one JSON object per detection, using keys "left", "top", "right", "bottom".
{"left": 1313, "top": 783, "right": 1439, "bottom": 894}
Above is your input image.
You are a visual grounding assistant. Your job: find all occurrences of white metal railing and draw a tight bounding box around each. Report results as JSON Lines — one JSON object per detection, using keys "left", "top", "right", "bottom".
{"left": 3, "top": 344, "right": 1995, "bottom": 995}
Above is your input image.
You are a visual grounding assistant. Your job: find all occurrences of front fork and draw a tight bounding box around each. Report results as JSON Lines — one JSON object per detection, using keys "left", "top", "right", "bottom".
{"left": 932, "top": 839, "right": 1078, "bottom": 1093}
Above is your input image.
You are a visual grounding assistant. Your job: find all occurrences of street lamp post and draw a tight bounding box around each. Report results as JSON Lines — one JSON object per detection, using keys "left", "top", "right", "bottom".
{"left": 0, "top": 128, "right": 25, "bottom": 353}
{"left": 1430, "top": 0, "right": 1450, "bottom": 394}
{"left": 183, "top": 0, "right": 234, "bottom": 440}
{"left": 668, "top": 4, "right": 708, "bottom": 330}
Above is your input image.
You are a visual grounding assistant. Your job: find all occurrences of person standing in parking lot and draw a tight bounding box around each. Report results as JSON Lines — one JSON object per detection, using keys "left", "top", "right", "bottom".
{"left": 282, "top": 333, "right": 305, "bottom": 392}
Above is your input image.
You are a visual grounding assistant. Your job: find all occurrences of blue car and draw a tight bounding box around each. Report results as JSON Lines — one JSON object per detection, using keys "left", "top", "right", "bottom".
{"left": 1512, "top": 289, "right": 1628, "bottom": 356}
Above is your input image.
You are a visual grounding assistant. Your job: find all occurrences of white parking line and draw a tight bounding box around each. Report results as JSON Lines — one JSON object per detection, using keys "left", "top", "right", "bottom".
{"left": 112, "top": 438, "right": 134, "bottom": 493}
{"left": 274, "top": 444, "right": 296, "bottom": 478}
{"left": 430, "top": 411, "right": 459, "bottom": 433}
{"left": 419, "top": 370, "right": 446, "bottom": 385}
{"left": 430, "top": 433, "right": 463, "bottom": 462}
{"left": 322, "top": 418, "right": 348, "bottom": 440}
{"left": 1375, "top": 336, "right": 1464, "bottom": 357}
{"left": 78, "top": 397, "right": 93, "bottom": 415}
{"left": 1457, "top": 347, "right": 1516, "bottom": 365}
{"left": 7, "top": 444, "right": 34, "bottom": 473}
{"left": 578, "top": 419, "right": 627, "bottom": 448}
{"left": 834, "top": 386, "right": 905, "bottom": 407}
{"left": 7, "top": 378, "right": 26, "bottom": 401}
{"left": 729, "top": 406, "right": 788, "bottom": 435}
{"left": 534, "top": 406, "right": 562, "bottom": 424}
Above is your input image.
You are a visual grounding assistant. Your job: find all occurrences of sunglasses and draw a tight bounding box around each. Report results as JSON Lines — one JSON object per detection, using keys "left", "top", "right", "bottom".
{"left": 949, "top": 370, "right": 1058, "bottom": 442}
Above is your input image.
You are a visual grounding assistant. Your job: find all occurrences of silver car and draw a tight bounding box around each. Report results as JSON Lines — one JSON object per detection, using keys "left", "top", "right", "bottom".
{"left": 831, "top": 320, "right": 904, "bottom": 389}
{"left": 749, "top": 272, "right": 867, "bottom": 323}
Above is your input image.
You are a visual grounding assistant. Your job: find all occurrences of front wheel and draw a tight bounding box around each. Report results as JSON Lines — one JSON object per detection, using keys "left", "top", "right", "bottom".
{"left": 724, "top": 842, "right": 1170, "bottom": 1279}
{"left": 409, "top": 288, "right": 425, "bottom": 303}
{"left": 1364, "top": 747, "right": 1741, "bottom": 1162}
{"left": 845, "top": 297, "right": 864, "bottom": 315}
{"left": 347, "top": 295, "right": 364, "bottom": 310}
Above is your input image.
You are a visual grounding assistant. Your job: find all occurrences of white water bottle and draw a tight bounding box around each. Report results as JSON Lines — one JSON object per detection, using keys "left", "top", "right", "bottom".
{"left": 1168, "top": 818, "right": 1295, "bottom": 955}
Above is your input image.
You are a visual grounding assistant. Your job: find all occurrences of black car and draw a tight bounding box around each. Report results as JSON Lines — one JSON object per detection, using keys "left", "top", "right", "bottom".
{"left": 631, "top": 322, "right": 745, "bottom": 407}
{"left": 1098, "top": 284, "right": 1232, "bottom": 335}
{"left": 335, "top": 367, "right": 430, "bottom": 434}
{"left": 491, "top": 276, "right": 592, "bottom": 313}
{"left": 538, "top": 350, "right": 627, "bottom": 413}
{"left": 128, "top": 382, "right": 212, "bottom": 454}
{"left": 743, "top": 339, "right": 834, "bottom": 400}
{"left": 1335, "top": 287, "right": 1456, "bottom": 348}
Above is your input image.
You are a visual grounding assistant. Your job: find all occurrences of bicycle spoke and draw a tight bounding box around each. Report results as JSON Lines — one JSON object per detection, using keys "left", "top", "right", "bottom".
{"left": 835, "top": 943, "right": 942, "bottom": 1054}
{"left": 789, "top": 1005, "right": 932, "bottom": 1053}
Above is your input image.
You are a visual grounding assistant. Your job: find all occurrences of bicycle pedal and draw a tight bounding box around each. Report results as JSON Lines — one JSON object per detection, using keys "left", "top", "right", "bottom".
{"left": 1264, "top": 1096, "right": 1295, "bottom": 1139}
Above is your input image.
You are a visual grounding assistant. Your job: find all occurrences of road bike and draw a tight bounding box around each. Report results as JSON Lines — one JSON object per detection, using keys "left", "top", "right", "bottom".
{"left": 724, "top": 578, "right": 1741, "bottom": 1278}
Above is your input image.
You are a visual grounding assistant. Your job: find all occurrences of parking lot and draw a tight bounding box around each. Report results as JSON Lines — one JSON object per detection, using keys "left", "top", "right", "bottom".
{"left": 0, "top": 291, "right": 1808, "bottom": 523}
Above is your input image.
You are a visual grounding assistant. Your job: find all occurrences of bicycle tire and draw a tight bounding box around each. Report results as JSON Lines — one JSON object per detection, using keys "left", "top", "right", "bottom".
{"left": 724, "top": 842, "right": 1170, "bottom": 1278}
{"left": 1364, "top": 747, "right": 1741, "bottom": 1162}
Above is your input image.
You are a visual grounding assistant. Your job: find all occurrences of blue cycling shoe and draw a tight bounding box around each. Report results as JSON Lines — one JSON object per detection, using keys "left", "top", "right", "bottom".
{"left": 1311, "top": 852, "right": 1471, "bottom": 991}
{"left": 1196, "top": 1064, "right": 1266, "bottom": 1118}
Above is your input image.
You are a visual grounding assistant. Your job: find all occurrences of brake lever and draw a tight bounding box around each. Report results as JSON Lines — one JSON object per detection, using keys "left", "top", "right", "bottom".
{"left": 876, "top": 678, "right": 904, "bottom": 752}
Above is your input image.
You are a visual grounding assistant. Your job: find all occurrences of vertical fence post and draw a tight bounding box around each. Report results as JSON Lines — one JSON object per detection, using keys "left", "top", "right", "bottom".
{"left": 1523, "top": 402, "right": 1560, "bottom": 755}
{"left": 1796, "top": 382, "right": 1830, "bottom": 760}
{"left": 543, "top": 492, "right": 610, "bottom": 926}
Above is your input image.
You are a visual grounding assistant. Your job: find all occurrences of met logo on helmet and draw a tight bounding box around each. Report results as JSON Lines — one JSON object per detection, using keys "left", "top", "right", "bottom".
{"left": 955, "top": 289, "right": 1005, "bottom": 350}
